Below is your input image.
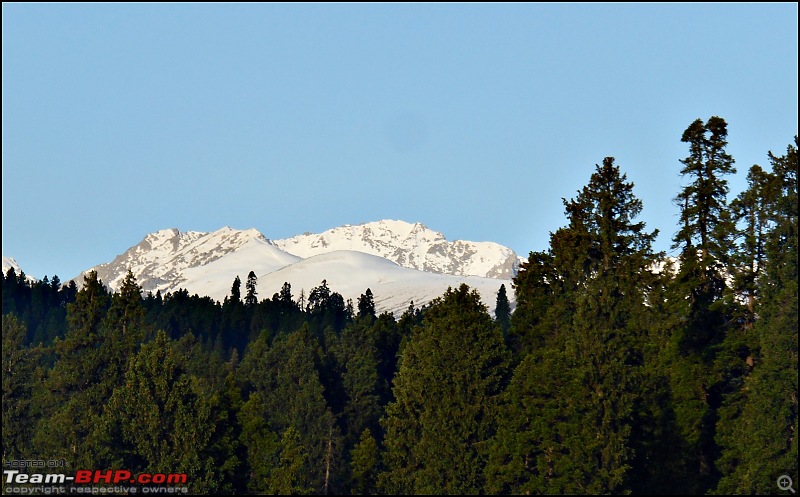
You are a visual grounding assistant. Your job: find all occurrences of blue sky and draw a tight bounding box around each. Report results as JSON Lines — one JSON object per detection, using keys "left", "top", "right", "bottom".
{"left": 3, "top": 3, "right": 798, "bottom": 281}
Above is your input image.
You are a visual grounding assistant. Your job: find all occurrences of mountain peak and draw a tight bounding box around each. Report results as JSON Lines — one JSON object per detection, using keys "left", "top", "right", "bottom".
{"left": 75, "top": 227, "right": 298, "bottom": 295}
{"left": 70, "top": 222, "right": 518, "bottom": 315}
{"left": 2, "top": 256, "right": 36, "bottom": 282}
{"left": 274, "top": 220, "right": 520, "bottom": 279}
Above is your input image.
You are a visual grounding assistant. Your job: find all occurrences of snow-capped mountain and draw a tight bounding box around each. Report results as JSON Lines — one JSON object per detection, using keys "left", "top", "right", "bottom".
{"left": 3, "top": 256, "right": 23, "bottom": 275}
{"left": 72, "top": 221, "right": 516, "bottom": 315}
{"left": 74, "top": 227, "right": 301, "bottom": 296}
{"left": 187, "top": 250, "right": 511, "bottom": 317}
{"left": 274, "top": 220, "right": 522, "bottom": 279}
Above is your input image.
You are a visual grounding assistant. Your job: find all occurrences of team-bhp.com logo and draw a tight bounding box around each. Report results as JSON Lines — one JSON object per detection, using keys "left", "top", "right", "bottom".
{"left": 4, "top": 469, "right": 188, "bottom": 494}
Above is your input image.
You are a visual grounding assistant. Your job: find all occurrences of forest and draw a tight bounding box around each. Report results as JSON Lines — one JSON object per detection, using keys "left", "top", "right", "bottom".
{"left": 2, "top": 117, "right": 797, "bottom": 495}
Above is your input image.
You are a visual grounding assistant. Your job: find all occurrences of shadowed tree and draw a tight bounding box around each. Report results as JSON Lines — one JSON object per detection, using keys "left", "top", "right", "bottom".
{"left": 486, "top": 158, "right": 660, "bottom": 494}
{"left": 380, "top": 284, "right": 510, "bottom": 494}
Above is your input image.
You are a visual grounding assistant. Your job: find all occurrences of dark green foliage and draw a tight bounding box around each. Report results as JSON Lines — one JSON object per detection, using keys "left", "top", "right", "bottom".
{"left": 662, "top": 117, "right": 739, "bottom": 493}
{"left": 330, "top": 317, "right": 385, "bottom": 451}
{"left": 238, "top": 390, "right": 281, "bottom": 493}
{"left": 715, "top": 137, "right": 798, "bottom": 493}
{"left": 230, "top": 275, "right": 241, "bottom": 304}
{"left": 34, "top": 270, "right": 111, "bottom": 466}
{"left": 2, "top": 268, "right": 75, "bottom": 346}
{"left": 507, "top": 250, "right": 559, "bottom": 357}
{"left": 494, "top": 283, "right": 511, "bottom": 338}
{"left": 2, "top": 123, "right": 797, "bottom": 495}
{"left": 357, "top": 288, "right": 376, "bottom": 320}
{"left": 380, "top": 284, "right": 510, "bottom": 494}
{"left": 241, "top": 324, "right": 343, "bottom": 493}
{"left": 307, "top": 279, "right": 351, "bottom": 333}
{"left": 350, "top": 429, "right": 380, "bottom": 495}
{"left": 2, "top": 314, "right": 42, "bottom": 460}
{"left": 674, "top": 116, "right": 737, "bottom": 266}
{"left": 97, "top": 331, "right": 235, "bottom": 493}
{"left": 244, "top": 270, "right": 258, "bottom": 306}
{"left": 488, "top": 157, "right": 659, "bottom": 494}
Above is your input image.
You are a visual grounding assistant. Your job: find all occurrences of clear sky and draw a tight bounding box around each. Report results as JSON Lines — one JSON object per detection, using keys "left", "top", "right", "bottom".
{"left": 3, "top": 3, "right": 798, "bottom": 281}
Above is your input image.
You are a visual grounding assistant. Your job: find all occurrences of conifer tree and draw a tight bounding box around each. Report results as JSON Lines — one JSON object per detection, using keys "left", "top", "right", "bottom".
{"left": 350, "top": 428, "right": 380, "bottom": 495}
{"left": 487, "top": 157, "right": 659, "bottom": 494}
{"left": 494, "top": 283, "right": 511, "bottom": 338}
{"left": 2, "top": 315, "right": 41, "bottom": 460}
{"left": 241, "top": 324, "right": 343, "bottom": 493}
{"left": 230, "top": 275, "right": 241, "bottom": 304}
{"left": 715, "top": 137, "right": 798, "bottom": 493}
{"left": 35, "top": 271, "right": 110, "bottom": 466}
{"left": 357, "top": 288, "right": 376, "bottom": 320}
{"left": 99, "top": 330, "right": 234, "bottom": 493}
{"left": 664, "top": 116, "right": 737, "bottom": 493}
{"left": 507, "top": 250, "right": 558, "bottom": 357}
{"left": 334, "top": 318, "right": 384, "bottom": 448}
{"left": 270, "top": 427, "right": 312, "bottom": 495}
{"left": 238, "top": 390, "right": 281, "bottom": 493}
{"left": 245, "top": 270, "right": 258, "bottom": 306}
{"left": 97, "top": 270, "right": 149, "bottom": 402}
{"left": 380, "top": 284, "right": 510, "bottom": 494}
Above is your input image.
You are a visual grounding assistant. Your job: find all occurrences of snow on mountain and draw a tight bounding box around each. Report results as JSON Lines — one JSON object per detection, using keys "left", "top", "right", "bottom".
{"left": 72, "top": 222, "right": 518, "bottom": 316}
{"left": 74, "top": 227, "right": 301, "bottom": 296}
{"left": 274, "top": 220, "right": 521, "bottom": 279}
{"left": 186, "top": 250, "right": 513, "bottom": 317}
{"left": 3, "top": 256, "right": 33, "bottom": 280}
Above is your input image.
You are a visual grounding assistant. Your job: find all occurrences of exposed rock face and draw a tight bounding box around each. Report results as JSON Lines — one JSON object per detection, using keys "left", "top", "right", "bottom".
{"left": 274, "top": 220, "right": 522, "bottom": 279}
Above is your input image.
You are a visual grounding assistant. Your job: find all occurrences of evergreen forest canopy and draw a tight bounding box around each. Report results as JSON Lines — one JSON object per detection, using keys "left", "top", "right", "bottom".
{"left": 2, "top": 117, "right": 797, "bottom": 495}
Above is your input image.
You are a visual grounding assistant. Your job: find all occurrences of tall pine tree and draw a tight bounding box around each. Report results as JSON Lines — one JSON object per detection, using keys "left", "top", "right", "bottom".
{"left": 664, "top": 116, "right": 737, "bottom": 493}
{"left": 486, "top": 157, "right": 659, "bottom": 494}
{"left": 380, "top": 284, "right": 510, "bottom": 494}
{"left": 716, "top": 137, "right": 798, "bottom": 493}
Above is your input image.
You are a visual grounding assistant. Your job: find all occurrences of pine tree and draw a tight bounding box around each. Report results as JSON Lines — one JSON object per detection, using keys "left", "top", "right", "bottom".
{"left": 241, "top": 324, "right": 343, "bottom": 493}
{"left": 728, "top": 164, "right": 775, "bottom": 321}
{"left": 487, "top": 157, "right": 659, "bottom": 494}
{"left": 99, "top": 331, "right": 231, "bottom": 493}
{"left": 238, "top": 391, "right": 281, "bottom": 493}
{"left": 350, "top": 428, "right": 380, "bottom": 495}
{"left": 230, "top": 275, "right": 241, "bottom": 304}
{"left": 335, "top": 318, "right": 384, "bottom": 448}
{"left": 665, "top": 117, "right": 738, "bottom": 493}
{"left": 2, "top": 315, "right": 42, "bottom": 460}
{"left": 380, "top": 284, "right": 510, "bottom": 494}
{"left": 245, "top": 270, "right": 258, "bottom": 306}
{"left": 715, "top": 137, "right": 798, "bottom": 493}
{"left": 270, "top": 427, "right": 312, "bottom": 495}
{"left": 494, "top": 283, "right": 511, "bottom": 338}
{"left": 674, "top": 116, "right": 737, "bottom": 271}
{"left": 97, "top": 270, "right": 149, "bottom": 402}
{"left": 357, "top": 288, "right": 376, "bottom": 320}
{"left": 507, "top": 250, "right": 558, "bottom": 357}
{"left": 35, "top": 271, "right": 110, "bottom": 466}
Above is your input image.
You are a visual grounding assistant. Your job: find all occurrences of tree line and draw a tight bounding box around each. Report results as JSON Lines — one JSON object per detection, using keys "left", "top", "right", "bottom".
{"left": 2, "top": 117, "right": 797, "bottom": 494}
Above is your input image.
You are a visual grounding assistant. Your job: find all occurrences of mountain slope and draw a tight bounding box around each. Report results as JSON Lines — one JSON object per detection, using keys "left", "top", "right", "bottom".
{"left": 2, "top": 256, "right": 35, "bottom": 281}
{"left": 75, "top": 227, "right": 301, "bottom": 295}
{"left": 274, "top": 220, "right": 521, "bottom": 279}
{"left": 254, "top": 250, "right": 511, "bottom": 317}
{"left": 72, "top": 223, "right": 517, "bottom": 315}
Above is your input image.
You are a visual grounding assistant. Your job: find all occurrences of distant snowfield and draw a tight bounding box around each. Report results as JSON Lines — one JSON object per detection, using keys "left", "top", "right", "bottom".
{"left": 199, "top": 250, "right": 513, "bottom": 317}
{"left": 2, "top": 256, "right": 38, "bottom": 283}
{"left": 11, "top": 220, "right": 518, "bottom": 317}
{"left": 129, "top": 247, "right": 513, "bottom": 317}
{"left": 275, "top": 220, "right": 522, "bottom": 279}
{"left": 3, "top": 256, "right": 27, "bottom": 277}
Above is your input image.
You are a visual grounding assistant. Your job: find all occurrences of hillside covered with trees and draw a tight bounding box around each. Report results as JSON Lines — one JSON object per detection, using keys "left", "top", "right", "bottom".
{"left": 3, "top": 118, "right": 797, "bottom": 494}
